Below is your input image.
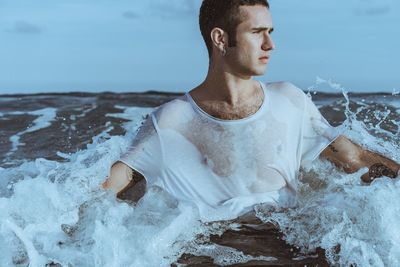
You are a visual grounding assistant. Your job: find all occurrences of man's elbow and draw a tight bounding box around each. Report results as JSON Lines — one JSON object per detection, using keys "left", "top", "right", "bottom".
{"left": 340, "top": 157, "right": 365, "bottom": 174}
{"left": 102, "top": 162, "right": 133, "bottom": 194}
{"left": 102, "top": 162, "right": 147, "bottom": 202}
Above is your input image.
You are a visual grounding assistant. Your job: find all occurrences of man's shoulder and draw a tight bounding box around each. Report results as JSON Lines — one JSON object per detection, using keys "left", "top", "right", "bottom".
{"left": 157, "top": 95, "right": 191, "bottom": 114}
{"left": 266, "top": 81, "right": 308, "bottom": 108}
{"left": 153, "top": 95, "right": 193, "bottom": 127}
{"left": 267, "top": 81, "right": 305, "bottom": 96}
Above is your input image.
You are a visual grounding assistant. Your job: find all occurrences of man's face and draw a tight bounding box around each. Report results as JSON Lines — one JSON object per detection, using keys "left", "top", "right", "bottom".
{"left": 225, "top": 5, "right": 274, "bottom": 77}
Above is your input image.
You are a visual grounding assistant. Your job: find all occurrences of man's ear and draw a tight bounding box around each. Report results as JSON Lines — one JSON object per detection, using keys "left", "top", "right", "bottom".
{"left": 210, "top": 27, "right": 228, "bottom": 52}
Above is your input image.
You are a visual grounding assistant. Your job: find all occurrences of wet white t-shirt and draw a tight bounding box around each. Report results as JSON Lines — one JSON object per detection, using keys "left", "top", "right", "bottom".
{"left": 119, "top": 81, "right": 341, "bottom": 222}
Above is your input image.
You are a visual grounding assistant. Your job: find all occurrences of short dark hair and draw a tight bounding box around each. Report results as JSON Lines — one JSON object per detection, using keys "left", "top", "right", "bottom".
{"left": 199, "top": 0, "right": 270, "bottom": 59}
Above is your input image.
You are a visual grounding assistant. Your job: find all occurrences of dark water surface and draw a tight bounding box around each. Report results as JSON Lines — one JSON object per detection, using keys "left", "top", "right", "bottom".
{"left": 0, "top": 91, "right": 399, "bottom": 266}
{"left": 1, "top": 91, "right": 398, "bottom": 168}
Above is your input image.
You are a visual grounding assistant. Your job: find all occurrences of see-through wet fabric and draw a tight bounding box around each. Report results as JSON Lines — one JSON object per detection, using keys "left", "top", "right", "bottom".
{"left": 119, "top": 81, "right": 341, "bottom": 222}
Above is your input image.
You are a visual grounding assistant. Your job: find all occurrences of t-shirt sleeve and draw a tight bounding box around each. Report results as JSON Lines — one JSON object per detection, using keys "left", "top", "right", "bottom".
{"left": 117, "top": 113, "right": 163, "bottom": 186}
{"left": 300, "top": 94, "right": 343, "bottom": 167}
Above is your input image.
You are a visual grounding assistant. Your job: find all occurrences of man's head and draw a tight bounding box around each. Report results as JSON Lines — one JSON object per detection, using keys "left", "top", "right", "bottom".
{"left": 199, "top": 0, "right": 270, "bottom": 59}
{"left": 199, "top": 0, "right": 274, "bottom": 77}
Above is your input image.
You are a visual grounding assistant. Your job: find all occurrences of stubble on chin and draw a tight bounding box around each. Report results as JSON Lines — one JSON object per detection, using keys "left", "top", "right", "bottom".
{"left": 251, "top": 62, "right": 268, "bottom": 76}
{"left": 225, "top": 54, "right": 266, "bottom": 76}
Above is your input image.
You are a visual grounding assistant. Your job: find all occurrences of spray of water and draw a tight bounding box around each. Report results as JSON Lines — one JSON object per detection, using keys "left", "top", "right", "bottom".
{"left": 254, "top": 77, "right": 400, "bottom": 266}
{"left": 0, "top": 81, "right": 399, "bottom": 266}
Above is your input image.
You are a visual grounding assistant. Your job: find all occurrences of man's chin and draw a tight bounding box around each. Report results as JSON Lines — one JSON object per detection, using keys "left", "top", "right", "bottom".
{"left": 235, "top": 65, "right": 267, "bottom": 77}
{"left": 253, "top": 68, "right": 267, "bottom": 76}
{"left": 253, "top": 64, "right": 268, "bottom": 75}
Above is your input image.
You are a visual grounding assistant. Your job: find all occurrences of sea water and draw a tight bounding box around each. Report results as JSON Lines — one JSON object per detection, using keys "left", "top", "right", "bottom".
{"left": 0, "top": 82, "right": 399, "bottom": 266}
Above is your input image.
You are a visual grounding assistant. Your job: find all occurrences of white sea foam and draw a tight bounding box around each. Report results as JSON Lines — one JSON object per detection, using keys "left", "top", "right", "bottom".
{"left": 26, "top": 108, "right": 58, "bottom": 133}
{"left": 5, "top": 108, "right": 57, "bottom": 158}
{"left": 254, "top": 91, "right": 400, "bottom": 267}
{"left": 1, "top": 92, "right": 400, "bottom": 266}
{"left": 106, "top": 105, "right": 154, "bottom": 129}
{"left": 185, "top": 242, "right": 278, "bottom": 266}
{"left": 0, "top": 106, "right": 209, "bottom": 267}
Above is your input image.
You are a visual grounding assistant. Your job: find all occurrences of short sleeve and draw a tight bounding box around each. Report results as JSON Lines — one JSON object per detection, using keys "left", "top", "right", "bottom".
{"left": 300, "top": 94, "right": 342, "bottom": 167}
{"left": 118, "top": 113, "right": 163, "bottom": 186}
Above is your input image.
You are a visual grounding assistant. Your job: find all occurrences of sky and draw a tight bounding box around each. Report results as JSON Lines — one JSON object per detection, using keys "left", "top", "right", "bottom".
{"left": 0, "top": 0, "right": 399, "bottom": 94}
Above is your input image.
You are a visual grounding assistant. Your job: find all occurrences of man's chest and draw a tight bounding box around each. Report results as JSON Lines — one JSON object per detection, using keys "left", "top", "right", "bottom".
{"left": 159, "top": 118, "right": 291, "bottom": 193}
{"left": 197, "top": 99, "right": 263, "bottom": 120}
{"left": 169, "top": 117, "right": 288, "bottom": 176}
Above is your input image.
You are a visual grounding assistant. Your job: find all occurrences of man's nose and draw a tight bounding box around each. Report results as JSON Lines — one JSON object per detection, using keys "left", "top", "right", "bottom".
{"left": 262, "top": 34, "right": 275, "bottom": 51}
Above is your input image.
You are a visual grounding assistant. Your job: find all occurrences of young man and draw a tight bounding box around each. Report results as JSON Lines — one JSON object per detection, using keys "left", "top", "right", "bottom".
{"left": 102, "top": 0, "right": 399, "bottom": 221}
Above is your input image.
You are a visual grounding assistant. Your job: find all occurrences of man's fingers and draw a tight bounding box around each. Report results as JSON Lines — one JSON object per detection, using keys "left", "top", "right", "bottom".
{"left": 361, "top": 172, "right": 372, "bottom": 183}
{"left": 101, "top": 177, "right": 110, "bottom": 189}
{"left": 369, "top": 163, "right": 397, "bottom": 178}
{"left": 360, "top": 163, "right": 398, "bottom": 183}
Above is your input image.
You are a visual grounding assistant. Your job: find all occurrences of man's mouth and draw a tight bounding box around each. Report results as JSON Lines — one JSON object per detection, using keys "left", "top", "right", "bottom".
{"left": 259, "top": 56, "right": 269, "bottom": 63}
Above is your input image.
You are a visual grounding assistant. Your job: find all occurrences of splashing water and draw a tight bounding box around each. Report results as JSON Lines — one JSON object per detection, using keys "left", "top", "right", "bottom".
{"left": 255, "top": 78, "right": 400, "bottom": 267}
{"left": 0, "top": 82, "right": 399, "bottom": 266}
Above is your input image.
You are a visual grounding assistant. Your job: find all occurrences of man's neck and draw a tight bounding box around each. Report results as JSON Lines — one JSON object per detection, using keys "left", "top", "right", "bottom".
{"left": 188, "top": 69, "right": 265, "bottom": 120}
{"left": 194, "top": 71, "right": 256, "bottom": 107}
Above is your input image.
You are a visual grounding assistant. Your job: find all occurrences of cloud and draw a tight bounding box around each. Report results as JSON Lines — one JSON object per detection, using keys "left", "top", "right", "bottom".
{"left": 122, "top": 11, "right": 140, "bottom": 19}
{"left": 8, "top": 20, "right": 42, "bottom": 34}
{"left": 353, "top": 5, "right": 391, "bottom": 16}
{"left": 120, "top": 0, "right": 200, "bottom": 20}
{"left": 364, "top": 6, "right": 391, "bottom": 16}
{"left": 147, "top": 0, "right": 199, "bottom": 19}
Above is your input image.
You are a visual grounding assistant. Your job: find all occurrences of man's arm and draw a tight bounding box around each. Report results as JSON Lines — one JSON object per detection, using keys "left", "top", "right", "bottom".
{"left": 320, "top": 135, "right": 400, "bottom": 183}
{"left": 102, "top": 162, "right": 146, "bottom": 202}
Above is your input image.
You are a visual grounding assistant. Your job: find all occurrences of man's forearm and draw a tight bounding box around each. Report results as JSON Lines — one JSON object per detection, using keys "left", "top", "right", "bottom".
{"left": 321, "top": 135, "right": 400, "bottom": 182}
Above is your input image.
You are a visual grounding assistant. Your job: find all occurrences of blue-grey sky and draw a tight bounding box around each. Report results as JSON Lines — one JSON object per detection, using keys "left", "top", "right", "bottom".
{"left": 0, "top": 0, "right": 399, "bottom": 94}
